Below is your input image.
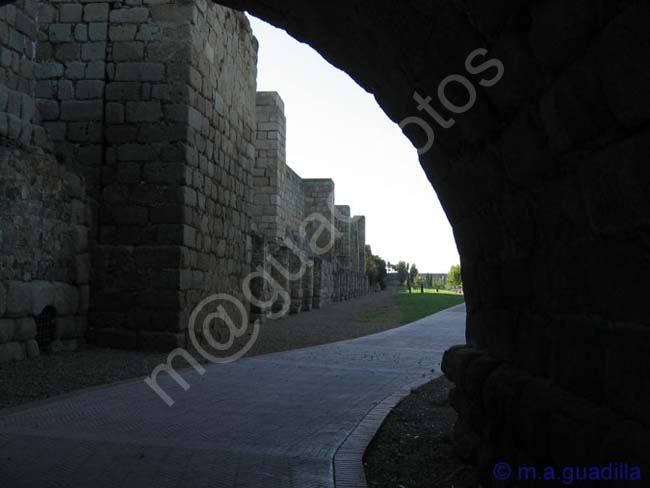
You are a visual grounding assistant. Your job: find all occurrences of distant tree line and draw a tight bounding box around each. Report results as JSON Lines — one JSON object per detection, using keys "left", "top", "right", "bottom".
{"left": 365, "top": 245, "right": 388, "bottom": 290}
{"left": 447, "top": 264, "right": 462, "bottom": 288}
{"left": 390, "top": 261, "right": 463, "bottom": 291}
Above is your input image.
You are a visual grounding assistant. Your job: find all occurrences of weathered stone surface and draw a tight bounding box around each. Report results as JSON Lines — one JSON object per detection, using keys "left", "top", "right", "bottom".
{"left": 60, "top": 4, "right": 82, "bottom": 24}
{"left": 0, "top": 283, "right": 6, "bottom": 318}
{"left": 60, "top": 100, "right": 103, "bottom": 121}
{"left": 25, "top": 339, "right": 40, "bottom": 358}
{"left": 75, "top": 254, "right": 91, "bottom": 285}
{"left": 0, "top": 342, "right": 25, "bottom": 363}
{"left": 84, "top": 4, "right": 109, "bottom": 23}
{"left": 13, "top": 317, "right": 36, "bottom": 342}
{"left": 110, "top": 8, "right": 149, "bottom": 24}
{"left": 93, "top": 328, "right": 137, "bottom": 350}
{"left": 76, "top": 80, "right": 105, "bottom": 100}
{"left": 49, "top": 339, "right": 78, "bottom": 354}
{"left": 5, "top": 281, "right": 33, "bottom": 317}
{"left": 114, "top": 62, "right": 164, "bottom": 82}
{"left": 54, "top": 316, "right": 86, "bottom": 340}
{"left": 29, "top": 280, "right": 55, "bottom": 316}
{"left": 54, "top": 283, "right": 79, "bottom": 316}
{"left": 0, "top": 319, "right": 15, "bottom": 344}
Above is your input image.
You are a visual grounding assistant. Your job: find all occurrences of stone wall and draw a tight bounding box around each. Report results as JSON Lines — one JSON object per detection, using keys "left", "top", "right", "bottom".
{"left": 0, "top": 145, "right": 90, "bottom": 360}
{"left": 0, "top": 0, "right": 91, "bottom": 361}
{"left": 303, "top": 178, "right": 335, "bottom": 308}
{"left": 0, "top": 0, "right": 48, "bottom": 148}
{"left": 252, "top": 91, "right": 284, "bottom": 240}
{"left": 35, "top": 0, "right": 109, "bottom": 215}
{"left": 0, "top": 0, "right": 373, "bottom": 362}
{"left": 303, "top": 178, "right": 335, "bottom": 253}
{"left": 251, "top": 92, "right": 369, "bottom": 314}
{"left": 90, "top": 0, "right": 258, "bottom": 351}
{"left": 282, "top": 166, "right": 304, "bottom": 241}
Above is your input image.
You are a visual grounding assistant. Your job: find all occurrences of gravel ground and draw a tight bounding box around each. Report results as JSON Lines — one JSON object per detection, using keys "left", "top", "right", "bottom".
{"left": 364, "top": 376, "right": 477, "bottom": 487}
{"left": 0, "top": 289, "right": 401, "bottom": 410}
{"left": 248, "top": 288, "right": 402, "bottom": 356}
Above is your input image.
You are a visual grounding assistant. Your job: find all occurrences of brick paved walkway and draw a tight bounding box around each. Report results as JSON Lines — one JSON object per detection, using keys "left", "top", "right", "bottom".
{"left": 0, "top": 305, "right": 466, "bottom": 488}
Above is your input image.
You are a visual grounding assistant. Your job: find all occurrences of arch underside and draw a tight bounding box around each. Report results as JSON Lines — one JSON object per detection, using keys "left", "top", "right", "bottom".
{"left": 218, "top": 0, "right": 650, "bottom": 478}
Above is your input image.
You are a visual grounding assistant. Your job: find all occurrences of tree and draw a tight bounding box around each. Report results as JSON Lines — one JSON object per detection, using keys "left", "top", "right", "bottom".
{"left": 433, "top": 279, "right": 445, "bottom": 290}
{"left": 448, "top": 264, "right": 462, "bottom": 288}
{"left": 396, "top": 261, "right": 408, "bottom": 285}
{"left": 409, "top": 263, "right": 419, "bottom": 284}
{"left": 366, "top": 246, "right": 388, "bottom": 290}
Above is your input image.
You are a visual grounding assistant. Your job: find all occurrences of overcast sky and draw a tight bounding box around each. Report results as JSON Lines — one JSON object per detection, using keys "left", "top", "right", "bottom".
{"left": 248, "top": 15, "right": 460, "bottom": 273}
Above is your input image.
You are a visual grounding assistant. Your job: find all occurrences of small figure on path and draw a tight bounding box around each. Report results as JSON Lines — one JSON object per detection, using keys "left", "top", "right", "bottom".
{"left": 420, "top": 282, "right": 424, "bottom": 294}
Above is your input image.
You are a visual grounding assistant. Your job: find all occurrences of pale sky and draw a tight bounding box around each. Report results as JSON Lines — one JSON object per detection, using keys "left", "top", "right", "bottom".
{"left": 248, "top": 15, "right": 460, "bottom": 273}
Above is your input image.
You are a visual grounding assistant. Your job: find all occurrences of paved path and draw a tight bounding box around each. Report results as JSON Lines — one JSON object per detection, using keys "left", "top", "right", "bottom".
{"left": 0, "top": 305, "right": 466, "bottom": 488}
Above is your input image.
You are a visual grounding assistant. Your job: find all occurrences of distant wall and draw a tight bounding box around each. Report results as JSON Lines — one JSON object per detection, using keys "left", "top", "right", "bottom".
{"left": 282, "top": 166, "right": 304, "bottom": 241}
{"left": 252, "top": 93, "right": 369, "bottom": 310}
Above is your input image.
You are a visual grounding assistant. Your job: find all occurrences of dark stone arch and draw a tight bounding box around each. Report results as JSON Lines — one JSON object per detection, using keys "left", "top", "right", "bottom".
{"left": 215, "top": 0, "right": 650, "bottom": 482}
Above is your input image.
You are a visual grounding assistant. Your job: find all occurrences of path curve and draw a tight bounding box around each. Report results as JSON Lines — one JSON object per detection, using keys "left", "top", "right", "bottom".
{"left": 0, "top": 305, "right": 466, "bottom": 488}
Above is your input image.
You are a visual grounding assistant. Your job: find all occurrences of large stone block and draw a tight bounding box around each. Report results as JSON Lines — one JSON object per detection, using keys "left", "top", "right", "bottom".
{"left": 84, "top": 4, "right": 109, "bottom": 23}
{"left": 0, "top": 283, "right": 6, "bottom": 317}
{"left": 54, "top": 283, "right": 80, "bottom": 316}
{"left": 81, "top": 42, "right": 106, "bottom": 61}
{"left": 29, "top": 280, "right": 55, "bottom": 316}
{"left": 597, "top": 3, "right": 650, "bottom": 128}
{"left": 540, "top": 53, "right": 616, "bottom": 154}
{"left": 529, "top": 0, "right": 605, "bottom": 72}
{"left": 150, "top": 3, "right": 194, "bottom": 23}
{"left": 113, "top": 41, "right": 144, "bottom": 62}
{"left": 75, "top": 254, "right": 91, "bottom": 285}
{"left": 109, "top": 24, "right": 138, "bottom": 42}
{"left": 106, "top": 82, "right": 140, "bottom": 100}
{"left": 110, "top": 7, "right": 150, "bottom": 24}
{"left": 86, "top": 60, "right": 106, "bottom": 79}
{"left": 126, "top": 101, "right": 161, "bottom": 122}
{"left": 5, "top": 281, "right": 33, "bottom": 317}
{"left": 76, "top": 80, "right": 105, "bottom": 100}
{"left": 79, "top": 285, "right": 90, "bottom": 314}
{"left": 88, "top": 22, "right": 108, "bottom": 42}
{"left": 114, "top": 62, "right": 164, "bottom": 82}
{"left": 14, "top": 317, "right": 36, "bottom": 341}
{"left": 0, "top": 342, "right": 26, "bottom": 363}
{"left": 0, "top": 318, "right": 15, "bottom": 344}
{"left": 54, "top": 316, "right": 87, "bottom": 340}
{"left": 49, "top": 23, "right": 72, "bottom": 43}
{"left": 60, "top": 100, "right": 103, "bottom": 121}
{"left": 72, "top": 225, "right": 89, "bottom": 253}
{"left": 34, "top": 62, "right": 63, "bottom": 80}
{"left": 25, "top": 339, "right": 40, "bottom": 358}
{"left": 37, "top": 99, "right": 59, "bottom": 121}
{"left": 60, "top": 4, "right": 82, "bottom": 23}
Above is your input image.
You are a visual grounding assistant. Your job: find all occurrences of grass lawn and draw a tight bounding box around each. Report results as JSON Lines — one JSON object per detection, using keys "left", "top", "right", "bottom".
{"left": 358, "top": 287, "right": 464, "bottom": 325}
